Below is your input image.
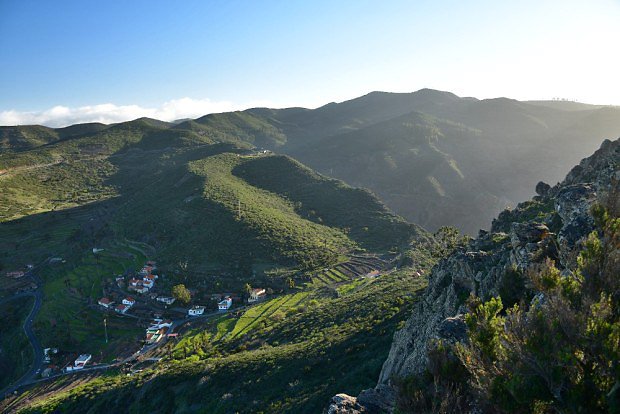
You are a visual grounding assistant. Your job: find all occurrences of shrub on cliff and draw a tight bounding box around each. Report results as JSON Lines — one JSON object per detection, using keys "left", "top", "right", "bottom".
{"left": 457, "top": 204, "right": 620, "bottom": 413}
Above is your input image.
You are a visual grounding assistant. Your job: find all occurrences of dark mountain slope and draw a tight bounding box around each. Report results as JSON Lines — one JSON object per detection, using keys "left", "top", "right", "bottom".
{"left": 280, "top": 94, "right": 620, "bottom": 233}
{"left": 246, "top": 89, "right": 462, "bottom": 150}
{"left": 289, "top": 111, "right": 504, "bottom": 234}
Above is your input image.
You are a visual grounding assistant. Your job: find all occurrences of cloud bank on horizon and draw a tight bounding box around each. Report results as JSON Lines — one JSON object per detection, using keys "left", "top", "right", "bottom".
{"left": 0, "top": 97, "right": 274, "bottom": 128}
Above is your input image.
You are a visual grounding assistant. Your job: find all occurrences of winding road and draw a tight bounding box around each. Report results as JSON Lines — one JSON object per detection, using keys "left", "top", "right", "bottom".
{"left": 0, "top": 286, "right": 44, "bottom": 398}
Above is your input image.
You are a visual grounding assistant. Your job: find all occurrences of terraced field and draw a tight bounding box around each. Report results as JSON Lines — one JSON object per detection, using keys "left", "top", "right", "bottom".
{"left": 172, "top": 290, "right": 312, "bottom": 359}
{"left": 309, "top": 256, "right": 388, "bottom": 287}
{"left": 171, "top": 255, "right": 394, "bottom": 363}
{"left": 228, "top": 291, "right": 310, "bottom": 339}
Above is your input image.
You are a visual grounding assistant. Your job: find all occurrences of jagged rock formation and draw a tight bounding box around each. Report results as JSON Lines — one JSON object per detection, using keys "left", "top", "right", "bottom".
{"left": 328, "top": 138, "right": 619, "bottom": 413}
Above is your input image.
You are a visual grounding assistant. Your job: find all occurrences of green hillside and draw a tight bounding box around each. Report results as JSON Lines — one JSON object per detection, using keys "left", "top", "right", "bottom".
{"left": 1, "top": 130, "right": 418, "bottom": 275}
{"left": 175, "top": 111, "right": 287, "bottom": 148}
{"left": 0, "top": 115, "right": 428, "bottom": 396}
{"left": 231, "top": 155, "right": 422, "bottom": 250}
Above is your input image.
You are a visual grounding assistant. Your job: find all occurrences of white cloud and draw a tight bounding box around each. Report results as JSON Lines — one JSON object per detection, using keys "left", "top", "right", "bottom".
{"left": 0, "top": 97, "right": 275, "bottom": 128}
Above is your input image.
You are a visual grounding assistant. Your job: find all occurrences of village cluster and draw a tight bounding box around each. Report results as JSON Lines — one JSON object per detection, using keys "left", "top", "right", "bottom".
{"left": 97, "top": 261, "right": 167, "bottom": 315}
{"left": 2, "top": 258, "right": 271, "bottom": 381}
{"left": 95, "top": 261, "right": 269, "bottom": 348}
{"left": 97, "top": 261, "right": 268, "bottom": 319}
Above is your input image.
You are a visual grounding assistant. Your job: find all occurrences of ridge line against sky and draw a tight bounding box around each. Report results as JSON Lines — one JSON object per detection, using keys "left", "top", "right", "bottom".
{"left": 0, "top": 90, "right": 618, "bottom": 128}
{"left": 1, "top": 0, "right": 619, "bottom": 126}
{"left": 0, "top": 97, "right": 279, "bottom": 128}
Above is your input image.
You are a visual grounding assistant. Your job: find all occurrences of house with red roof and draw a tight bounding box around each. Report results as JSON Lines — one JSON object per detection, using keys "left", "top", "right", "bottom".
{"left": 115, "top": 304, "right": 128, "bottom": 314}
{"left": 98, "top": 297, "right": 113, "bottom": 308}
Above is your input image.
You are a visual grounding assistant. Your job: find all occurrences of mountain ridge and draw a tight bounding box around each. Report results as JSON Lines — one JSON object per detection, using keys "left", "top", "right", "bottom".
{"left": 3, "top": 89, "right": 620, "bottom": 235}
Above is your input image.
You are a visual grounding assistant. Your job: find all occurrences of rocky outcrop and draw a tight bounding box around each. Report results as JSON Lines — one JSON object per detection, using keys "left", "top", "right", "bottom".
{"left": 328, "top": 138, "right": 619, "bottom": 413}
{"left": 327, "top": 394, "right": 368, "bottom": 414}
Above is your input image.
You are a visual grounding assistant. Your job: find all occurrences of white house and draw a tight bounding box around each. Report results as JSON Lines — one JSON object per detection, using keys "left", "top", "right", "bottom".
{"left": 188, "top": 305, "right": 205, "bottom": 316}
{"left": 218, "top": 297, "right": 232, "bottom": 311}
{"left": 43, "top": 348, "right": 58, "bottom": 363}
{"left": 122, "top": 297, "right": 136, "bottom": 307}
{"left": 150, "top": 319, "right": 173, "bottom": 329}
{"left": 248, "top": 288, "right": 266, "bottom": 303}
{"left": 144, "top": 273, "right": 157, "bottom": 282}
{"left": 156, "top": 296, "right": 175, "bottom": 305}
{"left": 98, "top": 297, "right": 113, "bottom": 308}
{"left": 142, "top": 278, "right": 154, "bottom": 289}
{"left": 74, "top": 354, "right": 92, "bottom": 367}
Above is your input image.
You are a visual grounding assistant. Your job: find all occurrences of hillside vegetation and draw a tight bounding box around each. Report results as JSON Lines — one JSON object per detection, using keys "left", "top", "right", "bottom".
{"left": 4, "top": 89, "right": 619, "bottom": 234}
{"left": 0, "top": 115, "right": 426, "bottom": 393}
{"left": 1, "top": 118, "right": 420, "bottom": 276}
{"left": 6, "top": 268, "right": 429, "bottom": 414}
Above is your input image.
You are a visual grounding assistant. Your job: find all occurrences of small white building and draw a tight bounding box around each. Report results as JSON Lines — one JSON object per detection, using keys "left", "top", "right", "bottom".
{"left": 218, "top": 297, "right": 233, "bottom": 311}
{"left": 188, "top": 305, "right": 205, "bottom": 316}
{"left": 248, "top": 288, "right": 266, "bottom": 303}
{"left": 150, "top": 319, "right": 173, "bottom": 329}
{"left": 157, "top": 296, "right": 176, "bottom": 305}
{"left": 74, "top": 354, "right": 92, "bottom": 368}
{"left": 98, "top": 297, "right": 113, "bottom": 308}
{"left": 43, "top": 347, "right": 58, "bottom": 363}
{"left": 142, "top": 278, "right": 154, "bottom": 289}
{"left": 122, "top": 297, "right": 136, "bottom": 307}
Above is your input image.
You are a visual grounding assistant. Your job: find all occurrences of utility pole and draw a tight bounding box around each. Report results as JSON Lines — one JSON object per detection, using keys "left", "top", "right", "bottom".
{"left": 103, "top": 318, "right": 108, "bottom": 344}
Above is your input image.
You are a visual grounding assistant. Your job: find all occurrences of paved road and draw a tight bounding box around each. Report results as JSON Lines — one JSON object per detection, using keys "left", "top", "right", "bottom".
{"left": 0, "top": 288, "right": 44, "bottom": 398}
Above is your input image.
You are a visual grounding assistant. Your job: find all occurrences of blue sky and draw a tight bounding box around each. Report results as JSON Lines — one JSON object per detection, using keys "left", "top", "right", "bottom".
{"left": 1, "top": 0, "right": 619, "bottom": 126}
